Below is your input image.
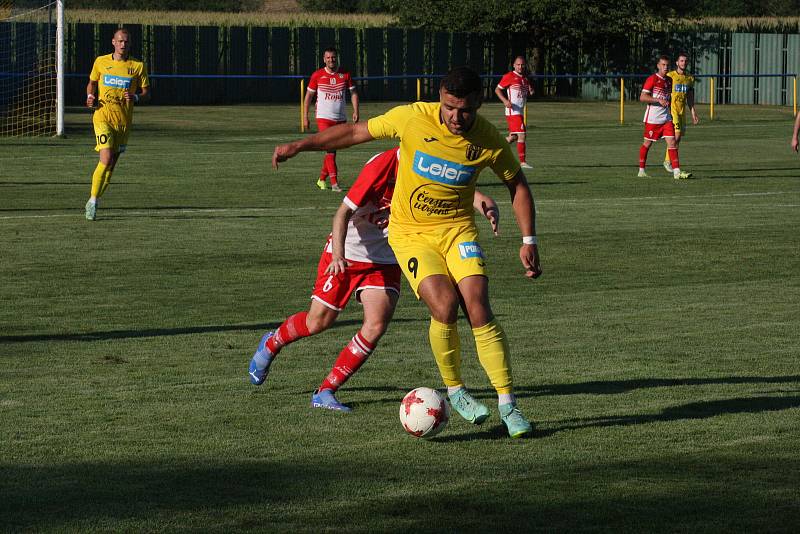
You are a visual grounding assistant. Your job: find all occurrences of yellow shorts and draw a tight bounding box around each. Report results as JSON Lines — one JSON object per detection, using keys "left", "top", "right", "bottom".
{"left": 672, "top": 114, "right": 686, "bottom": 134}
{"left": 388, "top": 224, "right": 486, "bottom": 297}
{"left": 93, "top": 117, "right": 129, "bottom": 153}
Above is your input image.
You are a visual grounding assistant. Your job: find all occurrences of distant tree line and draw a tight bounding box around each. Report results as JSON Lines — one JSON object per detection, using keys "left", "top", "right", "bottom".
{"left": 300, "top": 0, "right": 800, "bottom": 17}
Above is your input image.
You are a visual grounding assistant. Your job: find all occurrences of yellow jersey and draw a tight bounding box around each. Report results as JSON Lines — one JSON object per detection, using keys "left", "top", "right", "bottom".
{"left": 367, "top": 102, "right": 519, "bottom": 233}
{"left": 667, "top": 70, "right": 695, "bottom": 117}
{"left": 90, "top": 54, "right": 149, "bottom": 127}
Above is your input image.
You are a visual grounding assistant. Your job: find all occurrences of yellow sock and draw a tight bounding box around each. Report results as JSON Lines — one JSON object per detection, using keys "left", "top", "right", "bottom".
{"left": 664, "top": 149, "right": 670, "bottom": 163}
{"left": 473, "top": 319, "right": 513, "bottom": 395}
{"left": 98, "top": 166, "right": 114, "bottom": 197}
{"left": 429, "top": 318, "right": 462, "bottom": 387}
{"left": 90, "top": 162, "right": 107, "bottom": 198}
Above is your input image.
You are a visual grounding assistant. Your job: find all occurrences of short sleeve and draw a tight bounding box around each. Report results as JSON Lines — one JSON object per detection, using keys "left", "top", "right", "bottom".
{"left": 367, "top": 104, "right": 413, "bottom": 140}
{"left": 89, "top": 58, "right": 101, "bottom": 81}
{"left": 307, "top": 71, "right": 319, "bottom": 91}
{"left": 642, "top": 75, "right": 654, "bottom": 93}
{"left": 138, "top": 62, "right": 150, "bottom": 88}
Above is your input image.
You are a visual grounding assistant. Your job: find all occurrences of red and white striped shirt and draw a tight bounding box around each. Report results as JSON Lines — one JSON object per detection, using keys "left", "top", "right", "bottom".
{"left": 497, "top": 71, "right": 531, "bottom": 116}
{"left": 324, "top": 148, "right": 398, "bottom": 264}
{"left": 308, "top": 68, "right": 355, "bottom": 122}
{"left": 641, "top": 73, "right": 673, "bottom": 125}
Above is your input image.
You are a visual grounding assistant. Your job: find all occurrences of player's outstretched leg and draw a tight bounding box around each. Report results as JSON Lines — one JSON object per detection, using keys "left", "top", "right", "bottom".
{"left": 249, "top": 331, "right": 275, "bottom": 385}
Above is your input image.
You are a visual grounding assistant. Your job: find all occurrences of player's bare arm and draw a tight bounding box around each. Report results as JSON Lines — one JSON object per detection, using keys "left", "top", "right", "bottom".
{"left": 273, "top": 122, "right": 374, "bottom": 169}
{"left": 302, "top": 89, "right": 315, "bottom": 130}
{"left": 124, "top": 85, "right": 150, "bottom": 105}
{"left": 688, "top": 88, "right": 699, "bottom": 124}
{"left": 86, "top": 80, "right": 97, "bottom": 108}
{"left": 350, "top": 88, "right": 360, "bottom": 123}
{"left": 792, "top": 112, "right": 800, "bottom": 152}
{"left": 494, "top": 86, "right": 512, "bottom": 108}
{"left": 640, "top": 91, "right": 668, "bottom": 107}
{"left": 325, "top": 202, "right": 354, "bottom": 275}
{"left": 474, "top": 190, "right": 500, "bottom": 236}
{"left": 505, "top": 171, "right": 541, "bottom": 279}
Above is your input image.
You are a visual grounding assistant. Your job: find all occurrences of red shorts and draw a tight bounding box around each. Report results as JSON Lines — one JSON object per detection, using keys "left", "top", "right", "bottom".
{"left": 643, "top": 121, "right": 675, "bottom": 141}
{"left": 311, "top": 252, "right": 401, "bottom": 311}
{"left": 505, "top": 114, "right": 526, "bottom": 134}
{"left": 316, "top": 118, "right": 346, "bottom": 132}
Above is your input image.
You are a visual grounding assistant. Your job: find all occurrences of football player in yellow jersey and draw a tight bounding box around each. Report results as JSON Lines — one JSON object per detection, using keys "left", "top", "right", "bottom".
{"left": 273, "top": 67, "right": 542, "bottom": 438}
{"left": 84, "top": 28, "right": 150, "bottom": 221}
{"left": 664, "top": 52, "right": 699, "bottom": 175}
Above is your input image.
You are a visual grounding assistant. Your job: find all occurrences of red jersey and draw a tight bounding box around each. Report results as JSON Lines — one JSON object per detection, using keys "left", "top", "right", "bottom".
{"left": 325, "top": 148, "right": 398, "bottom": 264}
{"left": 641, "top": 73, "right": 673, "bottom": 125}
{"left": 308, "top": 67, "right": 355, "bottom": 122}
{"left": 497, "top": 71, "right": 531, "bottom": 116}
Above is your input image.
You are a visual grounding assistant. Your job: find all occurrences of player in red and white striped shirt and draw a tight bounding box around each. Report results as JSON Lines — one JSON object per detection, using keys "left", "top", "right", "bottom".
{"left": 248, "top": 147, "right": 501, "bottom": 411}
{"left": 495, "top": 56, "right": 533, "bottom": 169}
{"left": 638, "top": 55, "right": 691, "bottom": 179}
{"left": 303, "top": 47, "right": 360, "bottom": 192}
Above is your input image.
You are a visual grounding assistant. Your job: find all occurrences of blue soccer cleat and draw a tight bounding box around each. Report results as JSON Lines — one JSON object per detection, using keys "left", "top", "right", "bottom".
{"left": 248, "top": 331, "right": 275, "bottom": 385}
{"left": 311, "top": 388, "right": 352, "bottom": 412}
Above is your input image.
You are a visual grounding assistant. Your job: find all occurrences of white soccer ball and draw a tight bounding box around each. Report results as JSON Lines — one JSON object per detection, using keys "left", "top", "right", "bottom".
{"left": 399, "top": 387, "right": 450, "bottom": 438}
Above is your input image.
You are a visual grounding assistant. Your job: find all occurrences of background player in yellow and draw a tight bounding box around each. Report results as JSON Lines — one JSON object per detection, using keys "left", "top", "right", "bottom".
{"left": 664, "top": 52, "right": 699, "bottom": 174}
{"left": 273, "top": 66, "right": 542, "bottom": 438}
{"left": 84, "top": 28, "right": 150, "bottom": 221}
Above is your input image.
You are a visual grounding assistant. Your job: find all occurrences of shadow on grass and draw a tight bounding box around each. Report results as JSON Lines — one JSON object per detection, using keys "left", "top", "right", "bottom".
{"left": 0, "top": 318, "right": 421, "bottom": 344}
{"left": 543, "top": 395, "right": 800, "bottom": 437}
{"left": 519, "top": 375, "right": 800, "bottom": 397}
{"left": 2, "top": 453, "right": 798, "bottom": 531}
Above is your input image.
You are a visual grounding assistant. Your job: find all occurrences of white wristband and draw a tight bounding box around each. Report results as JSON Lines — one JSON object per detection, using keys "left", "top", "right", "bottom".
{"left": 522, "top": 235, "right": 538, "bottom": 245}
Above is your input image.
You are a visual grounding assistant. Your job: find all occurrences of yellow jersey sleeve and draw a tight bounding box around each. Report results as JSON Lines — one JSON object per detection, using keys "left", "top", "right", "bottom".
{"left": 367, "top": 103, "right": 419, "bottom": 140}
{"left": 138, "top": 61, "right": 150, "bottom": 88}
{"left": 89, "top": 56, "right": 102, "bottom": 82}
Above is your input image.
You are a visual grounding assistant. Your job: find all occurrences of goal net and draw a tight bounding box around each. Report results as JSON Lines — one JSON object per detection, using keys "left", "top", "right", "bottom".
{"left": 0, "top": 0, "right": 64, "bottom": 136}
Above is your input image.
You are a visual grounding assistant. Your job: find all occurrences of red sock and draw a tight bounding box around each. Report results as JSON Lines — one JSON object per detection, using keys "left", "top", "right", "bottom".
{"left": 318, "top": 331, "right": 375, "bottom": 392}
{"left": 267, "top": 311, "right": 310, "bottom": 355}
{"left": 639, "top": 144, "right": 650, "bottom": 168}
{"left": 668, "top": 147, "right": 680, "bottom": 169}
{"left": 517, "top": 141, "right": 526, "bottom": 163}
{"left": 326, "top": 152, "right": 338, "bottom": 185}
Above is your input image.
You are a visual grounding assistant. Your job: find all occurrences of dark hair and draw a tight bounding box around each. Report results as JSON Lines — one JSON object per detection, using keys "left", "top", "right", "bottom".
{"left": 323, "top": 47, "right": 338, "bottom": 55}
{"left": 676, "top": 51, "right": 689, "bottom": 61}
{"left": 440, "top": 66, "right": 483, "bottom": 98}
{"left": 658, "top": 54, "right": 671, "bottom": 63}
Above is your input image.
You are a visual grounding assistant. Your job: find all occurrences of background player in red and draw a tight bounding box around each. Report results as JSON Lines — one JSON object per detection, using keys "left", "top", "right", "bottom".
{"left": 495, "top": 56, "right": 533, "bottom": 169}
{"left": 303, "top": 47, "right": 360, "bottom": 192}
{"left": 637, "top": 55, "right": 691, "bottom": 180}
{"left": 248, "top": 148, "right": 500, "bottom": 412}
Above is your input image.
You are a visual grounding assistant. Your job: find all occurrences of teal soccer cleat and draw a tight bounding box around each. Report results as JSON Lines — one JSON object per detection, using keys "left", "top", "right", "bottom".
{"left": 85, "top": 200, "right": 97, "bottom": 221}
{"left": 448, "top": 388, "right": 490, "bottom": 424}
{"left": 499, "top": 403, "right": 533, "bottom": 438}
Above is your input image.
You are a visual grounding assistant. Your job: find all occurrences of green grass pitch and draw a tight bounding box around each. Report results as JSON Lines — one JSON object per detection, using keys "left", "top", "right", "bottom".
{"left": 1, "top": 101, "right": 799, "bottom": 532}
